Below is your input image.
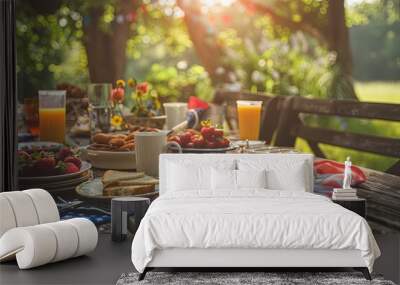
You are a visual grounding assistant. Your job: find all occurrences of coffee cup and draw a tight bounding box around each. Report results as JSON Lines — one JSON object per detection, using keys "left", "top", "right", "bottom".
{"left": 135, "top": 131, "right": 181, "bottom": 177}
{"left": 163, "top": 102, "right": 188, "bottom": 130}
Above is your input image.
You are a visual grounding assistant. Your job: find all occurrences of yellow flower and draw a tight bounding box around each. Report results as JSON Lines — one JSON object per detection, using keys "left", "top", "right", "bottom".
{"left": 111, "top": 115, "right": 123, "bottom": 127}
{"left": 201, "top": 119, "right": 211, "bottom": 127}
{"left": 116, "top": 80, "right": 125, "bottom": 88}
{"left": 127, "top": 78, "right": 136, "bottom": 88}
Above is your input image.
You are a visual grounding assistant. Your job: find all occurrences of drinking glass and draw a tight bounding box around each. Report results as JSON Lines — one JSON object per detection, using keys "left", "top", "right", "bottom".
{"left": 236, "top": 100, "right": 263, "bottom": 140}
{"left": 38, "top": 90, "right": 66, "bottom": 143}
{"left": 87, "top": 83, "right": 112, "bottom": 137}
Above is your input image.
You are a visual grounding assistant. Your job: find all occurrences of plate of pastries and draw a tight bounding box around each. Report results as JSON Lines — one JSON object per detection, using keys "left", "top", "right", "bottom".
{"left": 83, "top": 126, "right": 159, "bottom": 170}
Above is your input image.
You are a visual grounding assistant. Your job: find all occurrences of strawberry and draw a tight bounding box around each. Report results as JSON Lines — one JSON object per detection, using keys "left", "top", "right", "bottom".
{"left": 214, "top": 129, "right": 224, "bottom": 137}
{"left": 186, "top": 129, "right": 199, "bottom": 135}
{"left": 219, "top": 138, "right": 230, "bottom": 148}
{"left": 179, "top": 132, "right": 192, "bottom": 146}
{"left": 34, "top": 157, "right": 56, "bottom": 175}
{"left": 200, "top": 126, "right": 215, "bottom": 140}
{"left": 64, "top": 156, "right": 82, "bottom": 169}
{"left": 206, "top": 141, "right": 217, "bottom": 148}
{"left": 186, "top": 142, "right": 194, "bottom": 148}
{"left": 57, "top": 147, "right": 73, "bottom": 161}
{"left": 64, "top": 162, "right": 80, "bottom": 174}
{"left": 191, "top": 134, "right": 205, "bottom": 148}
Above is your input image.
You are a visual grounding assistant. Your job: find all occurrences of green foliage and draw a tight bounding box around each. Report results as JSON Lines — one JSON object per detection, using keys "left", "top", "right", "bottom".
{"left": 16, "top": 2, "right": 83, "bottom": 100}
{"left": 124, "top": 1, "right": 213, "bottom": 101}
{"left": 348, "top": 0, "right": 400, "bottom": 81}
{"left": 145, "top": 64, "right": 213, "bottom": 101}
{"left": 215, "top": 10, "right": 335, "bottom": 98}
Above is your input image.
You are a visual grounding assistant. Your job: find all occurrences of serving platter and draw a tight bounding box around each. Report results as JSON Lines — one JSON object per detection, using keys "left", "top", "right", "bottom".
{"left": 19, "top": 172, "right": 92, "bottom": 188}
{"left": 18, "top": 161, "right": 92, "bottom": 182}
{"left": 168, "top": 144, "right": 238, "bottom": 153}
{"left": 76, "top": 178, "right": 158, "bottom": 200}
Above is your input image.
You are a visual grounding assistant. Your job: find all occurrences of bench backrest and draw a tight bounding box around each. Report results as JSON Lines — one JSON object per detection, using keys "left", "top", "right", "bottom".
{"left": 274, "top": 96, "right": 400, "bottom": 175}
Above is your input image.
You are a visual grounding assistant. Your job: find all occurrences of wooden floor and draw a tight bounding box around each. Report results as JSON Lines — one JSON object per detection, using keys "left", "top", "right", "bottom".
{"left": 0, "top": 233, "right": 398, "bottom": 285}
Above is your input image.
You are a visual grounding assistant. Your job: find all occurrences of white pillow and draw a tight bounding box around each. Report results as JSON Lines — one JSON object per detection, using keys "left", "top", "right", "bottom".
{"left": 168, "top": 163, "right": 210, "bottom": 191}
{"left": 238, "top": 159, "right": 308, "bottom": 191}
{"left": 211, "top": 168, "right": 236, "bottom": 190}
{"left": 236, "top": 169, "right": 267, "bottom": 189}
{"left": 167, "top": 160, "right": 236, "bottom": 192}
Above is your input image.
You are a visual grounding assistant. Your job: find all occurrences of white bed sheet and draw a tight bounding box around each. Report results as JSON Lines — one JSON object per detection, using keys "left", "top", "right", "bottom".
{"left": 131, "top": 190, "right": 380, "bottom": 273}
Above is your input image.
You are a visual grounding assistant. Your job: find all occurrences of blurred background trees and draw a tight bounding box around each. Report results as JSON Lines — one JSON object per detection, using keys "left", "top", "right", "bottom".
{"left": 16, "top": 0, "right": 399, "bottom": 102}
{"left": 15, "top": 0, "right": 400, "bottom": 170}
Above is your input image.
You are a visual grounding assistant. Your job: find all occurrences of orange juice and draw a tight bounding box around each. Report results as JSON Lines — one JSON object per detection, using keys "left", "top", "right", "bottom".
{"left": 39, "top": 108, "right": 66, "bottom": 143}
{"left": 237, "top": 101, "right": 262, "bottom": 140}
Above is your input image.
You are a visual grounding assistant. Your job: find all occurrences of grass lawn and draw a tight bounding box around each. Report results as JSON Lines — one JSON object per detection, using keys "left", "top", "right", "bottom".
{"left": 355, "top": 81, "right": 400, "bottom": 103}
{"left": 295, "top": 81, "right": 400, "bottom": 172}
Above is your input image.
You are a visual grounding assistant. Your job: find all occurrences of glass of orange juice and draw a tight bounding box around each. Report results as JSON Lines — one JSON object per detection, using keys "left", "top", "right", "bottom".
{"left": 236, "top": 100, "right": 263, "bottom": 140}
{"left": 38, "top": 90, "right": 66, "bottom": 143}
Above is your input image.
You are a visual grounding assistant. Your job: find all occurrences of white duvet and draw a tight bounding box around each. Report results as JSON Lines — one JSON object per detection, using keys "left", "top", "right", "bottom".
{"left": 131, "top": 190, "right": 380, "bottom": 273}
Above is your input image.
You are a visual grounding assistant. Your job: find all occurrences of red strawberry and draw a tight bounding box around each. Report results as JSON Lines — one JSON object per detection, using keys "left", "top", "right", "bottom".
{"left": 216, "top": 137, "right": 230, "bottom": 148}
{"left": 34, "top": 157, "right": 56, "bottom": 175}
{"left": 201, "top": 126, "right": 215, "bottom": 140}
{"left": 179, "top": 132, "right": 192, "bottom": 146}
{"left": 57, "top": 147, "right": 73, "bottom": 161}
{"left": 64, "top": 156, "right": 82, "bottom": 169}
{"left": 191, "top": 134, "right": 205, "bottom": 148}
{"left": 206, "top": 141, "right": 216, "bottom": 148}
{"left": 64, "top": 162, "right": 80, "bottom": 174}
{"left": 214, "top": 129, "right": 224, "bottom": 137}
{"left": 220, "top": 138, "right": 230, "bottom": 148}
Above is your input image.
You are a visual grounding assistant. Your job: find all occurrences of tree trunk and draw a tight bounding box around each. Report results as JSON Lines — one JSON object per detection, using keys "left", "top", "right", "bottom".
{"left": 177, "top": 0, "right": 232, "bottom": 85}
{"left": 83, "top": 0, "right": 135, "bottom": 84}
{"left": 325, "top": 0, "right": 358, "bottom": 100}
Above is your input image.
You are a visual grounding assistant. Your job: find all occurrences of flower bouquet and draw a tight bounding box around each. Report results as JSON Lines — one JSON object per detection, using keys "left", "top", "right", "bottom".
{"left": 111, "top": 79, "right": 165, "bottom": 129}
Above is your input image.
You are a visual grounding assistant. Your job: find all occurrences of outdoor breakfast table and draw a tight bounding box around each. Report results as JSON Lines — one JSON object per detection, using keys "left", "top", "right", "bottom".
{"left": 71, "top": 136, "right": 298, "bottom": 203}
{"left": 67, "top": 134, "right": 400, "bottom": 234}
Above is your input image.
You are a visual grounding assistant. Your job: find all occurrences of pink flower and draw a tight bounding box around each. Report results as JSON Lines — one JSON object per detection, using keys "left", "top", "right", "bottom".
{"left": 136, "top": 82, "right": 148, "bottom": 94}
{"left": 111, "top": 88, "right": 125, "bottom": 102}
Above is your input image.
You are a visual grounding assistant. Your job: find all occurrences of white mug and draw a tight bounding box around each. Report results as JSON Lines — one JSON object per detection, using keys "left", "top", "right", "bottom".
{"left": 135, "top": 131, "right": 181, "bottom": 177}
{"left": 163, "top": 102, "right": 188, "bottom": 130}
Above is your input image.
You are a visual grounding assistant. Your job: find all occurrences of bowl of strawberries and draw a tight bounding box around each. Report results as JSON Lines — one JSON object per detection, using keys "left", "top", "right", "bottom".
{"left": 168, "top": 121, "right": 236, "bottom": 153}
{"left": 17, "top": 142, "right": 92, "bottom": 192}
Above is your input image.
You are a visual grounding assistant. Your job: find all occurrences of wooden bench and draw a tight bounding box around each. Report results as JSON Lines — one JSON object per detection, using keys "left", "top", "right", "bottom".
{"left": 274, "top": 96, "right": 400, "bottom": 233}
{"left": 213, "top": 91, "right": 400, "bottom": 233}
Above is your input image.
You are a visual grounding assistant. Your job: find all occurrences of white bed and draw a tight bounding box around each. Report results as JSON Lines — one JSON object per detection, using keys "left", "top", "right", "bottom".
{"left": 131, "top": 154, "right": 380, "bottom": 280}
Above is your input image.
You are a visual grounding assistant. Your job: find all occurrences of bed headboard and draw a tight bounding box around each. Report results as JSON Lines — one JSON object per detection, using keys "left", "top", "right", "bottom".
{"left": 159, "top": 153, "right": 314, "bottom": 195}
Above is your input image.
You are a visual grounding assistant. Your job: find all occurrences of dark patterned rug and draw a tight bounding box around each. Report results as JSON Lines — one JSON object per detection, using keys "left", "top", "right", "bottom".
{"left": 116, "top": 271, "right": 395, "bottom": 285}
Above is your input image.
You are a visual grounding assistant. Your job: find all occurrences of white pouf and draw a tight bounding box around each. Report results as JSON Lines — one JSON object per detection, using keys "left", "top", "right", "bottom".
{"left": 0, "top": 189, "right": 98, "bottom": 269}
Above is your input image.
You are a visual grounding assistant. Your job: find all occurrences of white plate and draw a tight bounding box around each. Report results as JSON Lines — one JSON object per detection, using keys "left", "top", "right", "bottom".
{"left": 82, "top": 147, "right": 136, "bottom": 170}
{"left": 76, "top": 178, "right": 158, "bottom": 200}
